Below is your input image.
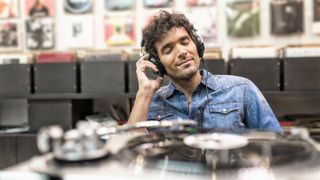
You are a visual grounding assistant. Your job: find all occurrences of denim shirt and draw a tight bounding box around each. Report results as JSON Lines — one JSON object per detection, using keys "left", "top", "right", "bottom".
{"left": 147, "top": 70, "right": 283, "bottom": 133}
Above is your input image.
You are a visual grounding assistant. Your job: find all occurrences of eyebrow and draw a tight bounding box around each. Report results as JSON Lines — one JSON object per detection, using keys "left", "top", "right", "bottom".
{"left": 159, "top": 35, "right": 190, "bottom": 54}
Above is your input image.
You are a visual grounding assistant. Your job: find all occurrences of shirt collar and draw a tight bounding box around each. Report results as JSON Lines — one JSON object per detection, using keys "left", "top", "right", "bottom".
{"left": 161, "top": 69, "right": 218, "bottom": 99}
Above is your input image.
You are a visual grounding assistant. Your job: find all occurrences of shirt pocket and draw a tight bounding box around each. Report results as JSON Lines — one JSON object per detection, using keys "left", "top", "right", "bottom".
{"left": 208, "top": 102, "right": 244, "bottom": 129}
{"left": 148, "top": 108, "right": 175, "bottom": 121}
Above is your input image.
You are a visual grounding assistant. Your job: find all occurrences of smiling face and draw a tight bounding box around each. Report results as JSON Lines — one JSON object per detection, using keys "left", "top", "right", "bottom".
{"left": 155, "top": 27, "right": 200, "bottom": 81}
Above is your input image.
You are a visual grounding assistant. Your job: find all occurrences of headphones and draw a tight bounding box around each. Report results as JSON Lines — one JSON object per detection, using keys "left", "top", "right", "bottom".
{"left": 141, "top": 31, "right": 205, "bottom": 77}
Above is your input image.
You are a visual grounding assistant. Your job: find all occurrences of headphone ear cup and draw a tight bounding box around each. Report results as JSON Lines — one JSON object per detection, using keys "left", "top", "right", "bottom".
{"left": 194, "top": 33, "right": 205, "bottom": 58}
{"left": 149, "top": 56, "right": 166, "bottom": 76}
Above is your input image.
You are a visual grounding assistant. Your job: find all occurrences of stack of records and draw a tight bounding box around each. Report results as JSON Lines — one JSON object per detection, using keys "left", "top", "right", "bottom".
{"left": 35, "top": 52, "right": 77, "bottom": 63}
{"left": 203, "top": 48, "right": 222, "bottom": 60}
{"left": 84, "top": 51, "right": 125, "bottom": 61}
{"left": 0, "top": 53, "right": 32, "bottom": 64}
{"left": 282, "top": 45, "right": 320, "bottom": 58}
{"left": 230, "top": 46, "right": 278, "bottom": 59}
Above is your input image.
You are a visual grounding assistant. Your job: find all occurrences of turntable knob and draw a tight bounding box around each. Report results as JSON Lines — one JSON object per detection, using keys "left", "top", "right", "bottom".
{"left": 290, "top": 127, "right": 310, "bottom": 139}
{"left": 37, "top": 126, "right": 64, "bottom": 154}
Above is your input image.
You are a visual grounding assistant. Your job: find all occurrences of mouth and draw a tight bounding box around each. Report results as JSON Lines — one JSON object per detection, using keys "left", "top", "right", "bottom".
{"left": 176, "top": 58, "right": 193, "bottom": 66}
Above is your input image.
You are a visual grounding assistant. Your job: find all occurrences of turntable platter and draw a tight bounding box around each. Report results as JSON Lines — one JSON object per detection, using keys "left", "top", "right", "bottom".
{"left": 117, "top": 130, "right": 320, "bottom": 176}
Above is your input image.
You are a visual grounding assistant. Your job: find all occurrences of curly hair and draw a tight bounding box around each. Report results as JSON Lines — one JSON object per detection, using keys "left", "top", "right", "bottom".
{"left": 141, "top": 10, "right": 197, "bottom": 57}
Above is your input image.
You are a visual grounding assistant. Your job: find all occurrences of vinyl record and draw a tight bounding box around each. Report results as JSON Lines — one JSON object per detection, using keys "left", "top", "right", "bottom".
{"left": 270, "top": 0, "right": 304, "bottom": 35}
{"left": 25, "top": 18, "right": 54, "bottom": 50}
{"left": 0, "top": 20, "right": 20, "bottom": 51}
{"left": 25, "top": 0, "right": 55, "bottom": 17}
{"left": 187, "top": 0, "right": 215, "bottom": 7}
{"left": 104, "top": 0, "right": 135, "bottom": 11}
{"left": 59, "top": 15, "right": 94, "bottom": 49}
{"left": 64, "top": 0, "right": 93, "bottom": 14}
{"left": 185, "top": 6, "right": 218, "bottom": 47}
{"left": 227, "top": 0, "right": 260, "bottom": 38}
{"left": 104, "top": 13, "right": 135, "bottom": 46}
{"left": 0, "top": 0, "right": 18, "bottom": 18}
{"left": 143, "top": 0, "right": 173, "bottom": 8}
{"left": 313, "top": 0, "right": 320, "bottom": 34}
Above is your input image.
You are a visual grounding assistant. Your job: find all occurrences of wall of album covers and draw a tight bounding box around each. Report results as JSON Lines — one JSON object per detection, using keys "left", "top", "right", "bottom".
{"left": 0, "top": 0, "right": 319, "bottom": 58}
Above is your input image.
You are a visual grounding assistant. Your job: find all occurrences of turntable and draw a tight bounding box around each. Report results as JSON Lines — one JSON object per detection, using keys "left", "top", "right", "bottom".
{"left": 4, "top": 120, "right": 320, "bottom": 180}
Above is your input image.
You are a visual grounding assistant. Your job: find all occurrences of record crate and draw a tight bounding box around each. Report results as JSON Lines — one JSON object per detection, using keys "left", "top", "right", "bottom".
{"left": 33, "top": 62, "right": 78, "bottom": 93}
{"left": 202, "top": 59, "right": 227, "bottom": 75}
{"left": 229, "top": 58, "right": 281, "bottom": 91}
{"left": 284, "top": 57, "right": 320, "bottom": 91}
{"left": 81, "top": 60, "right": 125, "bottom": 93}
{"left": 0, "top": 64, "right": 31, "bottom": 95}
{"left": 28, "top": 99, "right": 92, "bottom": 132}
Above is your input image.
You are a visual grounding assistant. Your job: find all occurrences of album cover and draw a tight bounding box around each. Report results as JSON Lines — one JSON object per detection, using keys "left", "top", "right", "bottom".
{"left": 104, "top": 13, "right": 135, "bottom": 46}
{"left": 64, "top": 0, "right": 93, "bottom": 14}
{"left": 143, "top": 0, "right": 173, "bottom": 8}
{"left": 185, "top": 6, "right": 218, "bottom": 47}
{"left": 104, "top": 0, "right": 135, "bottom": 11}
{"left": 59, "top": 15, "right": 94, "bottom": 49}
{"left": 226, "top": 0, "right": 260, "bottom": 38}
{"left": 0, "top": 0, "right": 18, "bottom": 18}
{"left": 25, "top": 18, "right": 54, "bottom": 50}
{"left": 186, "top": 0, "right": 215, "bottom": 7}
{"left": 25, "top": 0, "right": 55, "bottom": 17}
{"left": 0, "top": 20, "right": 20, "bottom": 51}
{"left": 313, "top": 0, "right": 320, "bottom": 34}
{"left": 270, "top": 0, "right": 304, "bottom": 35}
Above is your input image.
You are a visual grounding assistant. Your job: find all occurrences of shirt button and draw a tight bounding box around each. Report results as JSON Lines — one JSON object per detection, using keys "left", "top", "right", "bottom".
{"left": 157, "top": 115, "right": 161, "bottom": 119}
{"left": 222, "top": 108, "right": 227, "bottom": 113}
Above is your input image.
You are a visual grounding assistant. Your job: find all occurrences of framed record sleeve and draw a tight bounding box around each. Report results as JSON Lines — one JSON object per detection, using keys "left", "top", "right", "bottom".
{"left": 0, "top": 0, "right": 18, "bottom": 18}
{"left": 59, "top": 15, "right": 94, "bottom": 49}
{"left": 64, "top": 0, "right": 93, "bottom": 14}
{"left": 25, "top": 17, "right": 54, "bottom": 50}
{"left": 104, "top": 0, "right": 135, "bottom": 11}
{"left": 313, "top": 0, "right": 320, "bottom": 34}
{"left": 143, "top": 0, "right": 173, "bottom": 8}
{"left": 186, "top": 0, "right": 215, "bottom": 7}
{"left": 25, "top": 0, "right": 55, "bottom": 17}
{"left": 104, "top": 13, "right": 135, "bottom": 46}
{"left": 226, "top": 0, "right": 260, "bottom": 38}
{"left": 270, "top": 0, "right": 304, "bottom": 35}
{"left": 184, "top": 5, "right": 218, "bottom": 47}
{"left": 0, "top": 20, "right": 20, "bottom": 51}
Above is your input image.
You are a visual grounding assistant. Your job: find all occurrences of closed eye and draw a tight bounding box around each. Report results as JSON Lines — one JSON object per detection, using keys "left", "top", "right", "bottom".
{"left": 163, "top": 46, "right": 172, "bottom": 54}
{"left": 181, "top": 37, "right": 191, "bottom": 45}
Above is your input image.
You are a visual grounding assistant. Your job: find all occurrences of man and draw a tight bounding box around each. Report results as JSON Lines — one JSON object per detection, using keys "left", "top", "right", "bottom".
{"left": 128, "top": 10, "right": 282, "bottom": 133}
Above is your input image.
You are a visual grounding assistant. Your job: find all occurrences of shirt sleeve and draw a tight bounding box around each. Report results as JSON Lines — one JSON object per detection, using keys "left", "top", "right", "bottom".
{"left": 244, "top": 79, "right": 283, "bottom": 133}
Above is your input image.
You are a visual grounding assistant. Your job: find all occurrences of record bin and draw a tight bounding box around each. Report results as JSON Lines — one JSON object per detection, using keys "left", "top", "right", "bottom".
{"left": 33, "top": 62, "right": 78, "bottom": 93}
{"left": 28, "top": 99, "right": 92, "bottom": 132}
{"left": 229, "top": 58, "right": 280, "bottom": 91}
{"left": 81, "top": 60, "right": 125, "bottom": 93}
{"left": 0, "top": 64, "right": 31, "bottom": 95}
{"left": 284, "top": 57, "right": 320, "bottom": 90}
{"left": 16, "top": 134, "right": 38, "bottom": 162}
{"left": 202, "top": 59, "right": 227, "bottom": 75}
{"left": 0, "top": 134, "right": 16, "bottom": 169}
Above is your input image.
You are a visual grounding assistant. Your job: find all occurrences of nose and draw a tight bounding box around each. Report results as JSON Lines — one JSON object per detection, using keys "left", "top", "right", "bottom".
{"left": 177, "top": 46, "right": 187, "bottom": 60}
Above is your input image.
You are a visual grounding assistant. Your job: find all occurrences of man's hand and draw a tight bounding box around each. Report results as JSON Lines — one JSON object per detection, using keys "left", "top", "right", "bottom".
{"left": 127, "top": 54, "right": 164, "bottom": 125}
{"left": 136, "top": 54, "right": 163, "bottom": 95}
